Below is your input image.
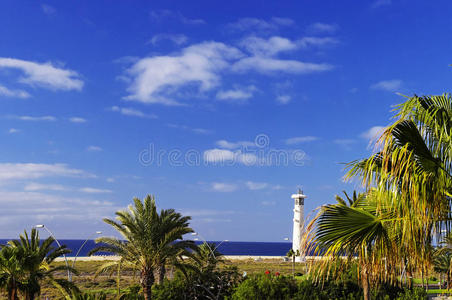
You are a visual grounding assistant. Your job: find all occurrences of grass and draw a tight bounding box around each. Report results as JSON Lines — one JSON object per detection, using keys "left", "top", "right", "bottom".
{"left": 426, "top": 289, "right": 451, "bottom": 294}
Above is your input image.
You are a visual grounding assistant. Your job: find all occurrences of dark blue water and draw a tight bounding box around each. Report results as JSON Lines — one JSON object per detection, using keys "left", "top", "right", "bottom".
{"left": 0, "top": 239, "right": 293, "bottom": 257}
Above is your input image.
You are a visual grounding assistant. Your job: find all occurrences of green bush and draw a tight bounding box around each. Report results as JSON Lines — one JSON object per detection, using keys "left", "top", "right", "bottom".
{"left": 295, "top": 279, "right": 362, "bottom": 300}
{"left": 152, "top": 276, "right": 187, "bottom": 300}
{"left": 394, "top": 287, "right": 427, "bottom": 300}
{"left": 231, "top": 274, "right": 298, "bottom": 300}
{"left": 70, "top": 291, "right": 107, "bottom": 300}
{"left": 152, "top": 266, "right": 241, "bottom": 300}
{"left": 229, "top": 272, "right": 425, "bottom": 300}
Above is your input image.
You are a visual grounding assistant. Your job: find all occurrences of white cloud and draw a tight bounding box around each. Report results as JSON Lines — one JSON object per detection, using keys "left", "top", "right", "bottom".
{"left": 216, "top": 139, "right": 255, "bottom": 149}
{"left": 86, "top": 145, "right": 102, "bottom": 152}
{"left": 12, "top": 115, "right": 56, "bottom": 121}
{"left": 203, "top": 148, "right": 258, "bottom": 165}
{"left": 240, "top": 36, "right": 337, "bottom": 56}
{"left": 370, "top": 79, "right": 402, "bottom": 92}
{"left": 0, "top": 58, "right": 83, "bottom": 91}
{"left": 211, "top": 182, "right": 238, "bottom": 192}
{"left": 8, "top": 128, "right": 20, "bottom": 134}
{"left": 240, "top": 36, "right": 298, "bottom": 56}
{"left": 307, "top": 22, "right": 338, "bottom": 34}
{"left": 227, "top": 17, "right": 294, "bottom": 32}
{"left": 261, "top": 200, "right": 276, "bottom": 206}
{"left": 233, "top": 36, "right": 335, "bottom": 75}
{"left": 110, "top": 106, "right": 157, "bottom": 119}
{"left": 123, "top": 42, "right": 242, "bottom": 105}
{"left": 204, "top": 149, "right": 235, "bottom": 162}
{"left": 79, "top": 187, "right": 112, "bottom": 194}
{"left": 285, "top": 136, "right": 319, "bottom": 145}
{"left": 0, "top": 190, "right": 119, "bottom": 238}
{"left": 0, "top": 85, "right": 30, "bottom": 98}
{"left": 276, "top": 95, "right": 291, "bottom": 104}
{"left": 216, "top": 86, "right": 256, "bottom": 102}
{"left": 41, "top": 4, "right": 56, "bottom": 15}
{"left": 233, "top": 56, "right": 332, "bottom": 74}
{"left": 0, "top": 163, "right": 90, "bottom": 181}
{"left": 149, "top": 33, "right": 188, "bottom": 45}
{"left": 69, "top": 117, "right": 87, "bottom": 123}
{"left": 123, "top": 35, "right": 335, "bottom": 104}
{"left": 361, "top": 126, "right": 385, "bottom": 140}
{"left": 245, "top": 181, "right": 268, "bottom": 190}
{"left": 25, "top": 182, "right": 67, "bottom": 191}
{"left": 298, "top": 36, "right": 339, "bottom": 48}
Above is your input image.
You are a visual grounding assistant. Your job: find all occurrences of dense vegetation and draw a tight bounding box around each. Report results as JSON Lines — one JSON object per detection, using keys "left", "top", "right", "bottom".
{"left": 2, "top": 94, "right": 452, "bottom": 298}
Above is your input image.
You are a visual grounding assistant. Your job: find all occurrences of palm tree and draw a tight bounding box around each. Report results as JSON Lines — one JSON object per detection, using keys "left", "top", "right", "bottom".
{"left": 0, "top": 246, "right": 25, "bottom": 300}
{"left": 190, "top": 242, "right": 224, "bottom": 273}
{"left": 328, "top": 94, "right": 452, "bottom": 292}
{"left": 433, "top": 250, "right": 452, "bottom": 290}
{"left": 8, "top": 229, "right": 76, "bottom": 300}
{"left": 286, "top": 249, "right": 300, "bottom": 277}
{"left": 89, "top": 195, "right": 196, "bottom": 300}
{"left": 311, "top": 192, "right": 393, "bottom": 300}
{"left": 346, "top": 94, "right": 452, "bottom": 266}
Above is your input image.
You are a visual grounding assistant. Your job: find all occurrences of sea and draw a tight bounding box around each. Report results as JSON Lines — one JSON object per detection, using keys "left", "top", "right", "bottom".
{"left": 0, "top": 240, "right": 293, "bottom": 257}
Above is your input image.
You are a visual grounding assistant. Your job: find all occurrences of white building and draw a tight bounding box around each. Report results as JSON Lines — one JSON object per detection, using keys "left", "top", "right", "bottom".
{"left": 291, "top": 189, "right": 307, "bottom": 262}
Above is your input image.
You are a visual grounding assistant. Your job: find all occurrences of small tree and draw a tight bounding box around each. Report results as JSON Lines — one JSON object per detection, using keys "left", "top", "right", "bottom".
{"left": 90, "top": 195, "right": 196, "bottom": 300}
{"left": 286, "top": 249, "right": 300, "bottom": 277}
{"left": 8, "top": 229, "right": 76, "bottom": 300}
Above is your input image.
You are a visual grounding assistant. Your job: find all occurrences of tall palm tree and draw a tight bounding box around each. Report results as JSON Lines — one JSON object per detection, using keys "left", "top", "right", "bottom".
{"left": 332, "top": 94, "right": 452, "bottom": 290}
{"left": 347, "top": 94, "right": 452, "bottom": 260}
{"left": 89, "top": 195, "right": 196, "bottom": 300}
{"left": 8, "top": 229, "right": 76, "bottom": 300}
{"left": 311, "top": 191, "right": 394, "bottom": 300}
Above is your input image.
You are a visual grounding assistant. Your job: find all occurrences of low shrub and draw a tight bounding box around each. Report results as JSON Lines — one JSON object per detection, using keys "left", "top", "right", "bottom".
{"left": 394, "top": 287, "right": 427, "bottom": 300}
{"left": 229, "top": 272, "right": 426, "bottom": 300}
{"left": 230, "top": 274, "right": 298, "bottom": 300}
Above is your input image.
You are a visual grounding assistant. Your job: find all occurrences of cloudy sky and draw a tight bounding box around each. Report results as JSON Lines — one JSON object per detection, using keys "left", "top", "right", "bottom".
{"left": 1, "top": 0, "right": 451, "bottom": 241}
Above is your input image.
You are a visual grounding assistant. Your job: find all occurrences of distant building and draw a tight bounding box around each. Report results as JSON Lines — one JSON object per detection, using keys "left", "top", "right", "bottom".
{"left": 291, "top": 189, "right": 307, "bottom": 262}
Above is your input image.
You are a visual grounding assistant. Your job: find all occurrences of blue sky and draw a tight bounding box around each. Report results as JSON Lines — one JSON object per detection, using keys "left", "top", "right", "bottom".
{"left": 1, "top": 0, "right": 452, "bottom": 241}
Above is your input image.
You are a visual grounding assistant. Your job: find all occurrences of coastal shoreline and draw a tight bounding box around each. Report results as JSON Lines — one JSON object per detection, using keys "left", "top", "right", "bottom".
{"left": 55, "top": 255, "right": 323, "bottom": 262}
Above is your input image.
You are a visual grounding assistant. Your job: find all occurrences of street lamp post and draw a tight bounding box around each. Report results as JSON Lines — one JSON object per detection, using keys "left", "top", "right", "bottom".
{"left": 69, "top": 231, "right": 102, "bottom": 281}
{"left": 213, "top": 240, "right": 229, "bottom": 252}
{"left": 35, "top": 225, "right": 70, "bottom": 281}
{"left": 191, "top": 232, "right": 228, "bottom": 259}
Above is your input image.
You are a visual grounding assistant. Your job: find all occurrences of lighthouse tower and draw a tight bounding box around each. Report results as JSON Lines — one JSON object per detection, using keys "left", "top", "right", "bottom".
{"left": 291, "top": 189, "right": 307, "bottom": 262}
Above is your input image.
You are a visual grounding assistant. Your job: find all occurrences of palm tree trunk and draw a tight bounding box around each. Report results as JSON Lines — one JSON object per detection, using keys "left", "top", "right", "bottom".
{"left": 141, "top": 268, "right": 155, "bottom": 300}
{"left": 153, "top": 264, "right": 166, "bottom": 284}
{"left": 421, "top": 268, "right": 424, "bottom": 289}
{"left": 8, "top": 280, "right": 18, "bottom": 300}
{"left": 159, "top": 264, "right": 166, "bottom": 284}
{"left": 362, "top": 265, "right": 370, "bottom": 300}
{"left": 448, "top": 272, "right": 450, "bottom": 290}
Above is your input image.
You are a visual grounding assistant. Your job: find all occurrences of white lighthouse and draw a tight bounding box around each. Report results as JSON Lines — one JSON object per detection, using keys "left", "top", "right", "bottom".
{"left": 291, "top": 189, "right": 307, "bottom": 262}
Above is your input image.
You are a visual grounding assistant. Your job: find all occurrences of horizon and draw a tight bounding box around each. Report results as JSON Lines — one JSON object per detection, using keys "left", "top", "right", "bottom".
{"left": 1, "top": 0, "right": 452, "bottom": 241}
